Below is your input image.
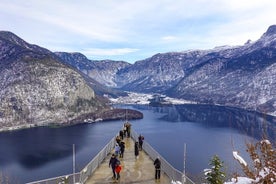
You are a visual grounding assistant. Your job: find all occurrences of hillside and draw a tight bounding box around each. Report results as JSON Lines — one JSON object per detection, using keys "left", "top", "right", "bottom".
{"left": 57, "top": 25, "right": 276, "bottom": 116}
{"left": 0, "top": 31, "right": 107, "bottom": 131}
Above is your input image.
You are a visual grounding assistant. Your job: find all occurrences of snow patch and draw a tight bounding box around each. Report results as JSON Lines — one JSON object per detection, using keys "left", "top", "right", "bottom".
{"left": 109, "top": 92, "right": 195, "bottom": 105}
{"left": 233, "top": 151, "right": 247, "bottom": 166}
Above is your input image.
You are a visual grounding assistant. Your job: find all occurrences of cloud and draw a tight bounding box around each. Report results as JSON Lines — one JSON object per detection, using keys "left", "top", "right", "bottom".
{"left": 161, "top": 36, "right": 177, "bottom": 41}
{"left": 1, "top": 0, "right": 276, "bottom": 63}
{"left": 81, "top": 48, "right": 140, "bottom": 56}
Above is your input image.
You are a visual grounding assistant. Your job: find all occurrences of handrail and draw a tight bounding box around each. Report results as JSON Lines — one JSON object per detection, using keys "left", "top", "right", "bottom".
{"left": 26, "top": 137, "right": 116, "bottom": 184}
{"left": 27, "top": 128, "right": 195, "bottom": 184}
{"left": 26, "top": 173, "right": 81, "bottom": 184}
{"left": 78, "top": 136, "right": 116, "bottom": 183}
{"left": 131, "top": 130, "right": 195, "bottom": 184}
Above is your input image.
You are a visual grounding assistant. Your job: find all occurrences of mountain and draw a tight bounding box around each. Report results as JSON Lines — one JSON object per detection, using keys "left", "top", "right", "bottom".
{"left": 55, "top": 52, "right": 131, "bottom": 87}
{"left": 56, "top": 25, "right": 276, "bottom": 116}
{"left": 168, "top": 25, "right": 276, "bottom": 115}
{"left": 14, "top": 25, "right": 274, "bottom": 117}
{"left": 55, "top": 52, "right": 130, "bottom": 97}
{"left": 113, "top": 25, "right": 276, "bottom": 116}
{"left": 0, "top": 31, "right": 107, "bottom": 131}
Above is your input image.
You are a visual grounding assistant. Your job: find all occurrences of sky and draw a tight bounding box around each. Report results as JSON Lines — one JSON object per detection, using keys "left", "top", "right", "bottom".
{"left": 0, "top": 0, "right": 276, "bottom": 63}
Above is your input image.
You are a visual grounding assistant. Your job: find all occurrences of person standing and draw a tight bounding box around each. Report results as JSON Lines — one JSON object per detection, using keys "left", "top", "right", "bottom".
{"left": 123, "top": 123, "right": 127, "bottom": 137}
{"left": 134, "top": 141, "right": 139, "bottom": 159}
{"left": 119, "top": 141, "right": 125, "bottom": 158}
{"left": 154, "top": 157, "right": 161, "bottom": 181}
{"left": 138, "top": 134, "right": 144, "bottom": 151}
{"left": 125, "top": 121, "right": 131, "bottom": 137}
{"left": 109, "top": 154, "right": 118, "bottom": 179}
{"left": 119, "top": 129, "right": 124, "bottom": 140}
{"left": 114, "top": 143, "right": 121, "bottom": 156}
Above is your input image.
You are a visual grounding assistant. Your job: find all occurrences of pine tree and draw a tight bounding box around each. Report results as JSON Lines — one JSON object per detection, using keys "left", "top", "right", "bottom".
{"left": 204, "top": 155, "right": 226, "bottom": 184}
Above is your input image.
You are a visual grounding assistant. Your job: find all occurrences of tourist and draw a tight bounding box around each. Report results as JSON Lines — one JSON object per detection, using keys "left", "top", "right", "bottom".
{"left": 119, "top": 141, "right": 125, "bottom": 158}
{"left": 134, "top": 141, "right": 139, "bottom": 159}
{"left": 114, "top": 143, "right": 121, "bottom": 156}
{"left": 138, "top": 134, "right": 144, "bottom": 150}
{"left": 115, "top": 135, "right": 121, "bottom": 144}
{"left": 125, "top": 121, "right": 131, "bottom": 137}
{"left": 154, "top": 157, "right": 161, "bottom": 181}
{"left": 123, "top": 123, "right": 127, "bottom": 137}
{"left": 119, "top": 129, "right": 124, "bottom": 140}
{"left": 109, "top": 154, "right": 118, "bottom": 179}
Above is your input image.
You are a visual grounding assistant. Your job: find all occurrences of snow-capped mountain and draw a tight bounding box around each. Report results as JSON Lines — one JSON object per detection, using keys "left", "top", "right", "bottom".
{"left": 168, "top": 25, "right": 276, "bottom": 115}
{"left": 55, "top": 52, "right": 130, "bottom": 87}
{"left": 0, "top": 31, "right": 107, "bottom": 130}
{"left": 57, "top": 25, "right": 276, "bottom": 116}
{"left": 4, "top": 25, "right": 273, "bottom": 117}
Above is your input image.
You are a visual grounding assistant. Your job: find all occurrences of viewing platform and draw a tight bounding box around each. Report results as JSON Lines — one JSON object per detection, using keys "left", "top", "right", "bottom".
{"left": 27, "top": 129, "right": 194, "bottom": 184}
{"left": 85, "top": 136, "right": 170, "bottom": 184}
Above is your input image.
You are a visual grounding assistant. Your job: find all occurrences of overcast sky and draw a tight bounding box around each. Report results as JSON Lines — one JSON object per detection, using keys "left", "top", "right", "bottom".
{"left": 1, "top": 0, "right": 275, "bottom": 63}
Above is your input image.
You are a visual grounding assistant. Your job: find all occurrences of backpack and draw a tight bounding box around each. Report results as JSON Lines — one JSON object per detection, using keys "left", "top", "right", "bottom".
{"left": 155, "top": 160, "right": 161, "bottom": 169}
{"left": 115, "top": 165, "right": 122, "bottom": 173}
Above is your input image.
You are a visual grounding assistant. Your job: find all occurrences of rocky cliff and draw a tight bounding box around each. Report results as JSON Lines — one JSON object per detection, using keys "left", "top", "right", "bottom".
{"left": 0, "top": 31, "right": 106, "bottom": 131}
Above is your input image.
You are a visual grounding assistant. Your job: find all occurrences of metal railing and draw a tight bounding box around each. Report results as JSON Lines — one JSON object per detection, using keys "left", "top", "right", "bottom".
{"left": 26, "top": 137, "right": 116, "bottom": 184}
{"left": 27, "top": 129, "right": 194, "bottom": 184}
{"left": 78, "top": 137, "right": 116, "bottom": 183}
{"left": 131, "top": 130, "right": 195, "bottom": 184}
{"left": 26, "top": 173, "right": 81, "bottom": 184}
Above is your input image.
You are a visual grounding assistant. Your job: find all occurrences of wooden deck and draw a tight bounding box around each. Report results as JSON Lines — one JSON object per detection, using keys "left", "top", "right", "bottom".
{"left": 85, "top": 137, "right": 171, "bottom": 184}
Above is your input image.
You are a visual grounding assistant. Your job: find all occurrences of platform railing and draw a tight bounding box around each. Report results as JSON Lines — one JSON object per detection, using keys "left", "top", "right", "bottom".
{"left": 131, "top": 130, "right": 195, "bottom": 184}
{"left": 26, "top": 173, "right": 81, "bottom": 184}
{"left": 26, "top": 137, "right": 116, "bottom": 184}
{"left": 78, "top": 137, "right": 116, "bottom": 183}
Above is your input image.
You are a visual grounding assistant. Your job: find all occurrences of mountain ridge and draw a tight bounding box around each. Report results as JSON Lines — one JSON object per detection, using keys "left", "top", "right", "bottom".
{"left": 54, "top": 25, "right": 276, "bottom": 116}
{"left": 1, "top": 25, "right": 276, "bottom": 119}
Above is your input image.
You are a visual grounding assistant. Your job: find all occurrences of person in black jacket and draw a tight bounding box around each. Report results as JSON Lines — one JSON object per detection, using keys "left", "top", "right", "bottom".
{"left": 119, "top": 141, "right": 125, "bottom": 158}
{"left": 154, "top": 157, "right": 161, "bottom": 181}
{"left": 109, "top": 154, "right": 118, "bottom": 179}
{"left": 138, "top": 134, "right": 144, "bottom": 151}
{"left": 134, "top": 141, "right": 139, "bottom": 159}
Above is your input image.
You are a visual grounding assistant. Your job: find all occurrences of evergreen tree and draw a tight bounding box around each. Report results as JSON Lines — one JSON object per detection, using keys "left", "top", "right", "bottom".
{"left": 204, "top": 155, "right": 225, "bottom": 184}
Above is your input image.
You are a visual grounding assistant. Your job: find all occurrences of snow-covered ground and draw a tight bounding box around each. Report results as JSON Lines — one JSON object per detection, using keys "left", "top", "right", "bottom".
{"left": 108, "top": 91, "right": 196, "bottom": 105}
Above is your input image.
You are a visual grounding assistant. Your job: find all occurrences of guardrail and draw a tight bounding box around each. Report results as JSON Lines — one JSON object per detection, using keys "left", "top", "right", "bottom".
{"left": 26, "top": 173, "right": 81, "bottom": 184}
{"left": 131, "top": 130, "right": 195, "bottom": 184}
{"left": 78, "top": 137, "right": 116, "bottom": 183}
{"left": 26, "top": 137, "right": 116, "bottom": 184}
{"left": 27, "top": 128, "right": 194, "bottom": 184}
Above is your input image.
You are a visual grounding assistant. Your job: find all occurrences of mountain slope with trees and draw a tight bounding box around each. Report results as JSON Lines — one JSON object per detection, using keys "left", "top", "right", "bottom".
{"left": 0, "top": 31, "right": 107, "bottom": 130}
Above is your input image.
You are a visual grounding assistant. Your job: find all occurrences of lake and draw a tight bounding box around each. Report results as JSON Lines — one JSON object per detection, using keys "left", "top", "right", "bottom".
{"left": 0, "top": 104, "right": 275, "bottom": 183}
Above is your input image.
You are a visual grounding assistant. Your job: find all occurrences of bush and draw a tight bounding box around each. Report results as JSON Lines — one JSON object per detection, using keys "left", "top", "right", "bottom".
{"left": 232, "top": 139, "right": 276, "bottom": 183}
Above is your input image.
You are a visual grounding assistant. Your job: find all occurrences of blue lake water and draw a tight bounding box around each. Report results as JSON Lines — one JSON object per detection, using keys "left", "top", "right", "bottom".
{"left": 0, "top": 104, "right": 275, "bottom": 183}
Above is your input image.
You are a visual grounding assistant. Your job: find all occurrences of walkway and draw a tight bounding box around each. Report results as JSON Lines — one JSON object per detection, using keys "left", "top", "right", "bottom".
{"left": 85, "top": 137, "right": 171, "bottom": 184}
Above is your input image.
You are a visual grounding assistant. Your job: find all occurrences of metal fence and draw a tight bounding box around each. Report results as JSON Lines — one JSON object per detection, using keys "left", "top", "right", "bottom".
{"left": 27, "top": 129, "right": 194, "bottom": 184}
{"left": 26, "top": 173, "right": 81, "bottom": 184}
{"left": 26, "top": 137, "right": 116, "bottom": 184}
{"left": 131, "top": 130, "right": 195, "bottom": 184}
{"left": 78, "top": 137, "right": 116, "bottom": 183}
